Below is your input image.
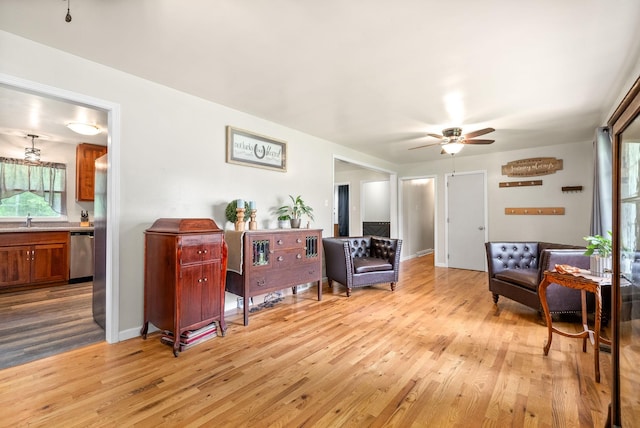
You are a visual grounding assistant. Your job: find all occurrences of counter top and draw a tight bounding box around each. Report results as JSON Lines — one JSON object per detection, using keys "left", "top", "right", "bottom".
{"left": 0, "top": 222, "right": 94, "bottom": 233}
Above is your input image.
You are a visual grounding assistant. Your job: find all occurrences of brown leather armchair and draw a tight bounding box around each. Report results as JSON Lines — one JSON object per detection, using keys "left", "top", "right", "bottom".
{"left": 485, "top": 242, "right": 590, "bottom": 314}
{"left": 323, "top": 236, "right": 402, "bottom": 297}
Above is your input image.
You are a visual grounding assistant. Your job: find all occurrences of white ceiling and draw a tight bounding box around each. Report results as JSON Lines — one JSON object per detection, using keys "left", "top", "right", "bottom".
{"left": 1, "top": 1, "right": 640, "bottom": 163}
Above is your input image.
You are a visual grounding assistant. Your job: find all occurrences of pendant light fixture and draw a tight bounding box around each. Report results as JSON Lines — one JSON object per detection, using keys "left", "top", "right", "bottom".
{"left": 65, "top": 0, "right": 72, "bottom": 22}
{"left": 25, "top": 134, "right": 41, "bottom": 162}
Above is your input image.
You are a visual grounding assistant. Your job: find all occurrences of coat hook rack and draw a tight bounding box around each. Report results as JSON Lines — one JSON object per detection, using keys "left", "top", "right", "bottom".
{"left": 499, "top": 180, "right": 543, "bottom": 188}
{"left": 505, "top": 207, "right": 565, "bottom": 215}
{"left": 561, "top": 186, "right": 583, "bottom": 193}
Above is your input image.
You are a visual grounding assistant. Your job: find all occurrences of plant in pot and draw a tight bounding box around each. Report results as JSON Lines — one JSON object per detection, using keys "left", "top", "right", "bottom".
{"left": 277, "top": 214, "right": 291, "bottom": 229}
{"left": 276, "top": 195, "right": 314, "bottom": 229}
{"left": 583, "top": 231, "right": 612, "bottom": 276}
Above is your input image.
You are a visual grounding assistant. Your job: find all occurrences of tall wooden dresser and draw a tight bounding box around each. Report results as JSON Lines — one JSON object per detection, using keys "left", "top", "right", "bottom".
{"left": 141, "top": 218, "right": 227, "bottom": 356}
{"left": 225, "top": 229, "right": 323, "bottom": 326}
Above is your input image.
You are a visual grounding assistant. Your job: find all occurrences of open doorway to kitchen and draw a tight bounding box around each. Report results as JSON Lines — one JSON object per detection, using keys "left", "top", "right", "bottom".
{"left": 0, "top": 74, "right": 120, "bottom": 367}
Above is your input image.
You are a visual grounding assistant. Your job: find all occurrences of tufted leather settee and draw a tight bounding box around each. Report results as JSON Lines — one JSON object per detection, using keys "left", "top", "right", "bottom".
{"left": 323, "top": 236, "right": 402, "bottom": 297}
{"left": 485, "top": 242, "right": 590, "bottom": 313}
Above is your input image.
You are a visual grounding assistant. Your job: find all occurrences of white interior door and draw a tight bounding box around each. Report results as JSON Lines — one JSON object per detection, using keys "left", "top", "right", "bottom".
{"left": 446, "top": 171, "right": 487, "bottom": 271}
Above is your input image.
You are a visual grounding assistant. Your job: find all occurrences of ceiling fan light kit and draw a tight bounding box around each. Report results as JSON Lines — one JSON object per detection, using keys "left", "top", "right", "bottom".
{"left": 442, "top": 142, "right": 464, "bottom": 154}
{"left": 66, "top": 122, "right": 101, "bottom": 135}
{"left": 410, "top": 126, "right": 495, "bottom": 154}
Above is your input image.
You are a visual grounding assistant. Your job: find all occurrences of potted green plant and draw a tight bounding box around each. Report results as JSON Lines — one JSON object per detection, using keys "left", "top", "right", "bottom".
{"left": 276, "top": 195, "right": 314, "bottom": 228}
{"left": 277, "top": 214, "right": 291, "bottom": 229}
{"left": 583, "top": 231, "right": 612, "bottom": 276}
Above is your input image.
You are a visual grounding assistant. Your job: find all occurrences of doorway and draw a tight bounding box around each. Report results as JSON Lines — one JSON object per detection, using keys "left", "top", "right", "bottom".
{"left": 400, "top": 177, "right": 436, "bottom": 260}
{"left": 334, "top": 184, "right": 350, "bottom": 237}
{"left": 445, "top": 171, "right": 487, "bottom": 271}
{"left": 0, "top": 73, "right": 120, "bottom": 345}
{"left": 332, "top": 157, "right": 396, "bottom": 238}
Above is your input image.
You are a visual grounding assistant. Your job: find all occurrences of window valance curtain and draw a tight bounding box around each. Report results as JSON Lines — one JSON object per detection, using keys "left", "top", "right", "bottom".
{"left": 0, "top": 157, "right": 67, "bottom": 214}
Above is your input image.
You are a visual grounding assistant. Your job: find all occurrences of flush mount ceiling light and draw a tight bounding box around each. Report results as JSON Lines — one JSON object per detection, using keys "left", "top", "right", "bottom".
{"left": 67, "top": 122, "right": 101, "bottom": 135}
{"left": 25, "top": 134, "right": 41, "bottom": 162}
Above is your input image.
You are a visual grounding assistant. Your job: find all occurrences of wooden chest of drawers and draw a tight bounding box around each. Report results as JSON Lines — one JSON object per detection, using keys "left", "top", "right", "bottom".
{"left": 225, "top": 229, "right": 322, "bottom": 325}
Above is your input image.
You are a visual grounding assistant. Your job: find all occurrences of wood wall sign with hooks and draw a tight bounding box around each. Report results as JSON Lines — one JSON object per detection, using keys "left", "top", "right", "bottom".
{"left": 561, "top": 186, "right": 583, "bottom": 192}
{"left": 505, "top": 207, "right": 565, "bottom": 215}
{"left": 499, "top": 180, "right": 543, "bottom": 188}
{"left": 501, "top": 157, "right": 563, "bottom": 177}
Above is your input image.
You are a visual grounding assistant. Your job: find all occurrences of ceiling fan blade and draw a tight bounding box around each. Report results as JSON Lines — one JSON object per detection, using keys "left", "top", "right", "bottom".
{"left": 464, "top": 139, "right": 494, "bottom": 145}
{"left": 409, "top": 142, "right": 442, "bottom": 150}
{"left": 463, "top": 127, "right": 495, "bottom": 139}
{"left": 426, "top": 133, "right": 444, "bottom": 139}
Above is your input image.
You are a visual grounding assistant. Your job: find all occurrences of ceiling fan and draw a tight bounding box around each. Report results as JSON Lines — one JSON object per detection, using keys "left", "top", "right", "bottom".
{"left": 409, "top": 127, "right": 495, "bottom": 154}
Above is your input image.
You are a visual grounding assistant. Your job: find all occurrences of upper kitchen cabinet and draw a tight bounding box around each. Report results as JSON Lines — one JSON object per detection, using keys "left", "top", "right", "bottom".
{"left": 76, "top": 143, "right": 107, "bottom": 201}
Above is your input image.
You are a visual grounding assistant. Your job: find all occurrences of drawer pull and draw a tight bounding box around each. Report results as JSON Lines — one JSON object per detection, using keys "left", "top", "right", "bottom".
{"left": 257, "top": 279, "right": 265, "bottom": 286}
{"left": 203, "top": 250, "right": 208, "bottom": 254}
{"left": 277, "top": 239, "right": 283, "bottom": 245}
{"left": 296, "top": 254, "right": 302, "bottom": 259}
{"left": 277, "top": 256, "right": 284, "bottom": 262}
{"left": 203, "top": 277, "right": 208, "bottom": 282}
{"left": 296, "top": 238, "right": 302, "bottom": 243}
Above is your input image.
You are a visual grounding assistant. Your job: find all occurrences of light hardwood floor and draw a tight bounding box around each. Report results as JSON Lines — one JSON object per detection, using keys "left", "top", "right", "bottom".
{"left": 0, "top": 255, "right": 612, "bottom": 427}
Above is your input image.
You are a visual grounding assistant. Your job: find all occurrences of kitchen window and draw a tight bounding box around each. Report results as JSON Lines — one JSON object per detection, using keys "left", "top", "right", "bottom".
{"left": 0, "top": 157, "right": 66, "bottom": 218}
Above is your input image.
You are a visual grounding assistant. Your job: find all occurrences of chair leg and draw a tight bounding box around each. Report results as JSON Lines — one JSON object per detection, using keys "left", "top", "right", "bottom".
{"left": 492, "top": 293, "right": 499, "bottom": 304}
{"left": 390, "top": 282, "right": 396, "bottom": 291}
{"left": 346, "top": 287, "right": 352, "bottom": 297}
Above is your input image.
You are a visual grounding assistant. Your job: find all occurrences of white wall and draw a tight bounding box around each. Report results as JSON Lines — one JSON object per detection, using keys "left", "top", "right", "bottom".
{"left": 362, "top": 181, "right": 390, "bottom": 221}
{"left": 0, "top": 30, "right": 399, "bottom": 338}
{"left": 401, "top": 141, "right": 594, "bottom": 265}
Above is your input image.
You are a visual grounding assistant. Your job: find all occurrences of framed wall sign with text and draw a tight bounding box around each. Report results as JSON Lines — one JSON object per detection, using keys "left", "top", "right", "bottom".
{"left": 226, "top": 126, "right": 287, "bottom": 172}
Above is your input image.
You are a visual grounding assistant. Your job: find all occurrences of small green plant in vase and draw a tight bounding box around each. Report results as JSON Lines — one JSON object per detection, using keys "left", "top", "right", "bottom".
{"left": 276, "top": 195, "right": 314, "bottom": 229}
{"left": 583, "top": 231, "right": 612, "bottom": 276}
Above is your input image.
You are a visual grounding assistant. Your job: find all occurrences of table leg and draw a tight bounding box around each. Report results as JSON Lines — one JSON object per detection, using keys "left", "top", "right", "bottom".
{"left": 594, "top": 286, "right": 601, "bottom": 383}
{"left": 539, "top": 278, "right": 553, "bottom": 355}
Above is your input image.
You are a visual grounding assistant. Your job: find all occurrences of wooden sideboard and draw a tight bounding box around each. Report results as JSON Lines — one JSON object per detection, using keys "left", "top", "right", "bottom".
{"left": 141, "top": 218, "right": 228, "bottom": 356}
{"left": 225, "top": 229, "right": 323, "bottom": 326}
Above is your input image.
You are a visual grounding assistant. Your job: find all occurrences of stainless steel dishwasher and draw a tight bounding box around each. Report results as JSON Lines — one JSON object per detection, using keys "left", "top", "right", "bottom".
{"left": 70, "top": 230, "right": 94, "bottom": 282}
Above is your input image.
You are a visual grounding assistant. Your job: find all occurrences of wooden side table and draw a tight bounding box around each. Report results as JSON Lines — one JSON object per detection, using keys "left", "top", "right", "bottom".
{"left": 538, "top": 270, "right": 612, "bottom": 383}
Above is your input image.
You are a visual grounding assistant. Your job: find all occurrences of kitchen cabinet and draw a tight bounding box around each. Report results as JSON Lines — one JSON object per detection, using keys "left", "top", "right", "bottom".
{"left": 0, "top": 232, "right": 70, "bottom": 288}
{"left": 75, "top": 143, "right": 107, "bottom": 201}
{"left": 141, "top": 218, "right": 228, "bottom": 356}
{"left": 225, "top": 229, "right": 323, "bottom": 326}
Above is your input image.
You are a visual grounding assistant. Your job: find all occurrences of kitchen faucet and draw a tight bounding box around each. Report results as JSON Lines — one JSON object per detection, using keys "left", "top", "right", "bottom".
{"left": 26, "top": 213, "right": 32, "bottom": 228}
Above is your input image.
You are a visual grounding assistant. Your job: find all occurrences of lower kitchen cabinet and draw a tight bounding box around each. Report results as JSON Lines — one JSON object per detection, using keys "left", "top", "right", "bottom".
{"left": 0, "top": 232, "right": 69, "bottom": 288}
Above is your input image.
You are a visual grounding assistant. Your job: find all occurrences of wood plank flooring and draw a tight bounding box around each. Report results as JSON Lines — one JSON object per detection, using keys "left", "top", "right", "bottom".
{"left": 0, "top": 282, "right": 104, "bottom": 370}
{"left": 0, "top": 255, "right": 612, "bottom": 427}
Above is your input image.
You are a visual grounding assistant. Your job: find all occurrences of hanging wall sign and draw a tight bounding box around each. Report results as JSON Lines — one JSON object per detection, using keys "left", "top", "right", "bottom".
{"left": 226, "top": 126, "right": 287, "bottom": 172}
{"left": 501, "top": 157, "right": 563, "bottom": 177}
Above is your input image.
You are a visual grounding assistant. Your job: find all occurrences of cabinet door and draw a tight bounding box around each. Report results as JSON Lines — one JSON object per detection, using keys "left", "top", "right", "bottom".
{"left": 201, "top": 261, "right": 221, "bottom": 320}
{"left": 0, "top": 245, "right": 31, "bottom": 287}
{"left": 76, "top": 143, "right": 107, "bottom": 201}
{"left": 32, "top": 243, "right": 68, "bottom": 284}
{"left": 179, "top": 265, "right": 204, "bottom": 329}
